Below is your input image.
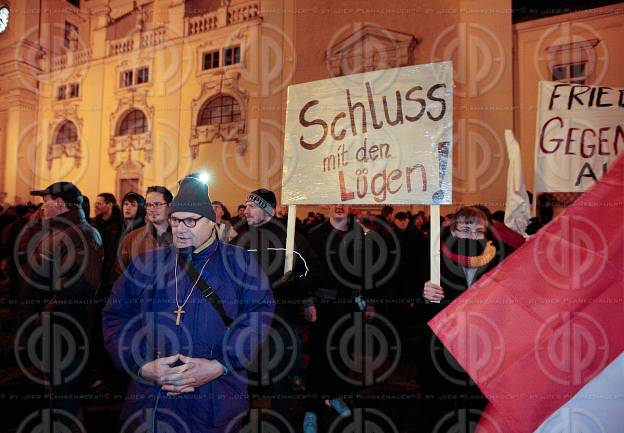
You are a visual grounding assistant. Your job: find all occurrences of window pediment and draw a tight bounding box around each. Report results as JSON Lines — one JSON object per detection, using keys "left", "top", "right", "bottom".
{"left": 326, "top": 24, "right": 419, "bottom": 76}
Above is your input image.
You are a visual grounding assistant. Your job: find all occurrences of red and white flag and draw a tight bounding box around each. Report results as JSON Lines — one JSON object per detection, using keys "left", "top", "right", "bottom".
{"left": 429, "top": 154, "right": 624, "bottom": 433}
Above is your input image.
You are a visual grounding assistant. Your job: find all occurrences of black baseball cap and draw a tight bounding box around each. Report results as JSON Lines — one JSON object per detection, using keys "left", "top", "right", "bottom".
{"left": 30, "top": 182, "right": 83, "bottom": 206}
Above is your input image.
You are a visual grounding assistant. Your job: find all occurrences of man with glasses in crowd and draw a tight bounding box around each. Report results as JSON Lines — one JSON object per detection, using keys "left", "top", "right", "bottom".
{"left": 102, "top": 173, "right": 274, "bottom": 433}
{"left": 115, "top": 185, "right": 174, "bottom": 275}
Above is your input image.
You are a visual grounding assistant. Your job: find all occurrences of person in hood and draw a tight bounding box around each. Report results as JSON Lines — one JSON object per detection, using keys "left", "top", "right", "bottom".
{"left": 120, "top": 191, "right": 146, "bottom": 237}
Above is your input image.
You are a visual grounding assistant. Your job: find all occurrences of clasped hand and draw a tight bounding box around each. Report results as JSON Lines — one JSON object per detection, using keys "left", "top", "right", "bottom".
{"left": 139, "top": 354, "right": 225, "bottom": 396}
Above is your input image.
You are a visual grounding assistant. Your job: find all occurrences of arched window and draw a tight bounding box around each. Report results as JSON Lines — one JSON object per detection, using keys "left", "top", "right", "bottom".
{"left": 197, "top": 94, "right": 241, "bottom": 126}
{"left": 55, "top": 121, "right": 78, "bottom": 144}
{"left": 118, "top": 109, "right": 147, "bottom": 136}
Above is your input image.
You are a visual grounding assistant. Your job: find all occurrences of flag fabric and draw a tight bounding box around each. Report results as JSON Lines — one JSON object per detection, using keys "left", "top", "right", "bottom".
{"left": 429, "top": 154, "right": 624, "bottom": 433}
{"left": 504, "top": 129, "right": 531, "bottom": 236}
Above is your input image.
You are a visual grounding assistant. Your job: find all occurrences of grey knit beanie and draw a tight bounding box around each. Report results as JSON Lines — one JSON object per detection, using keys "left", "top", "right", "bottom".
{"left": 168, "top": 173, "right": 216, "bottom": 222}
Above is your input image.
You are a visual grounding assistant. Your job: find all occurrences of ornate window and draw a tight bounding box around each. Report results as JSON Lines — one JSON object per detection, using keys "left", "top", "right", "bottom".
{"left": 48, "top": 117, "right": 82, "bottom": 169}
{"left": 190, "top": 82, "right": 248, "bottom": 159}
{"left": 198, "top": 95, "right": 241, "bottom": 126}
{"left": 55, "top": 121, "right": 78, "bottom": 144}
{"left": 118, "top": 109, "right": 147, "bottom": 136}
{"left": 109, "top": 92, "right": 153, "bottom": 165}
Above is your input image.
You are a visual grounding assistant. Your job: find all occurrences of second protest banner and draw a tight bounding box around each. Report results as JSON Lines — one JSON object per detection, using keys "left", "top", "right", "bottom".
{"left": 534, "top": 81, "right": 624, "bottom": 192}
{"left": 282, "top": 61, "right": 453, "bottom": 205}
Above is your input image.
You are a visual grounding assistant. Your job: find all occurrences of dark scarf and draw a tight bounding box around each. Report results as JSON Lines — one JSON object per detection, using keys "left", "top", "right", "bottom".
{"left": 442, "top": 235, "right": 496, "bottom": 268}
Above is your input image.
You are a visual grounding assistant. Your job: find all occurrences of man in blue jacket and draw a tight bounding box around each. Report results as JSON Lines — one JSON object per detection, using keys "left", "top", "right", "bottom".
{"left": 102, "top": 173, "right": 274, "bottom": 433}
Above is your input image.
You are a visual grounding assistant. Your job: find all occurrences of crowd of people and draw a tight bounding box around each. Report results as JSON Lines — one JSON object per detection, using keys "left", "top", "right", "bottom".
{"left": 0, "top": 175, "right": 545, "bottom": 433}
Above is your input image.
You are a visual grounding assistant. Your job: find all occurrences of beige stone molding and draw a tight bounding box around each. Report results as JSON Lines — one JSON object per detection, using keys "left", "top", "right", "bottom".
{"left": 325, "top": 24, "right": 419, "bottom": 76}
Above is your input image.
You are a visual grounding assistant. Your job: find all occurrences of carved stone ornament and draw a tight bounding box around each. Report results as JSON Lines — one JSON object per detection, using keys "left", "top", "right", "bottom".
{"left": 109, "top": 90, "right": 154, "bottom": 165}
{"left": 189, "top": 71, "right": 249, "bottom": 159}
{"left": 47, "top": 105, "right": 84, "bottom": 169}
{"left": 325, "top": 24, "right": 419, "bottom": 76}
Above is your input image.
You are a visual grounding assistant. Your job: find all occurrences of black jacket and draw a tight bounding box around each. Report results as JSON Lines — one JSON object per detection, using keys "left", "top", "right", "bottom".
{"left": 235, "top": 217, "right": 319, "bottom": 323}
{"left": 21, "top": 207, "right": 103, "bottom": 330}
{"left": 307, "top": 219, "right": 380, "bottom": 303}
{"left": 93, "top": 208, "right": 123, "bottom": 295}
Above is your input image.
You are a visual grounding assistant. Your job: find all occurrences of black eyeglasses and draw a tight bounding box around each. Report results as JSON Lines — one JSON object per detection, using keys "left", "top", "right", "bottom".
{"left": 168, "top": 215, "right": 205, "bottom": 228}
{"left": 146, "top": 202, "right": 167, "bottom": 208}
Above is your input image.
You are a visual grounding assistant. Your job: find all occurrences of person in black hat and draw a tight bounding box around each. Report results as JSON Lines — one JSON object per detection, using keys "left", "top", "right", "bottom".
{"left": 23, "top": 182, "right": 103, "bottom": 427}
{"left": 102, "top": 173, "right": 274, "bottom": 433}
{"left": 236, "top": 188, "right": 319, "bottom": 425}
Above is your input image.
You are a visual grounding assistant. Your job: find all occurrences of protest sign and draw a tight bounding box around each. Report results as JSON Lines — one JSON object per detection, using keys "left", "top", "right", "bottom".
{"left": 534, "top": 81, "right": 623, "bottom": 192}
{"left": 282, "top": 61, "right": 453, "bottom": 204}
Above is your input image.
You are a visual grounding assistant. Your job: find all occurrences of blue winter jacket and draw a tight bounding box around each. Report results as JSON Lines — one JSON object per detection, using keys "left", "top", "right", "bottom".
{"left": 102, "top": 240, "right": 274, "bottom": 433}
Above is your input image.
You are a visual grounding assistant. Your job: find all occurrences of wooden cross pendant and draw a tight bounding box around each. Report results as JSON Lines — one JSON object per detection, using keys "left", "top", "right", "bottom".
{"left": 174, "top": 306, "right": 185, "bottom": 326}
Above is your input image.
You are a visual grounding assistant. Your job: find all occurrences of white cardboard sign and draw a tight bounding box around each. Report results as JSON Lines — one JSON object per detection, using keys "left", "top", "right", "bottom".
{"left": 282, "top": 61, "right": 453, "bottom": 205}
{"left": 534, "top": 81, "right": 624, "bottom": 192}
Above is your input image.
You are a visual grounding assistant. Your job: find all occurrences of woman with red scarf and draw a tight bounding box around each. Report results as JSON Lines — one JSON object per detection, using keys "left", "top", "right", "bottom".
{"left": 420, "top": 206, "right": 513, "bottom": 433}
